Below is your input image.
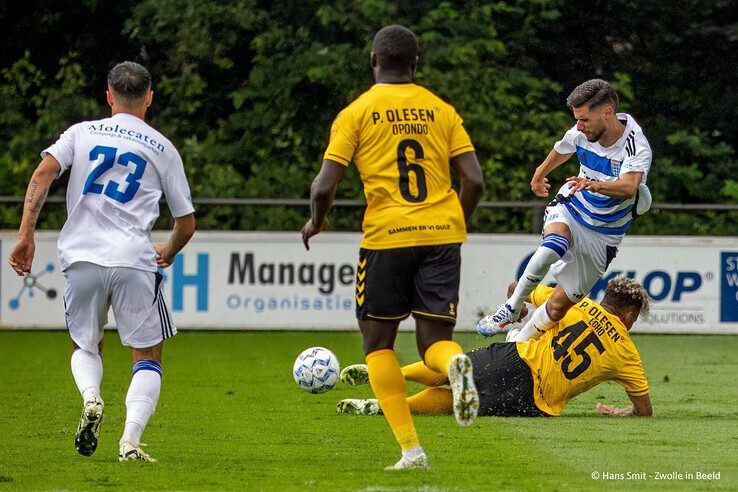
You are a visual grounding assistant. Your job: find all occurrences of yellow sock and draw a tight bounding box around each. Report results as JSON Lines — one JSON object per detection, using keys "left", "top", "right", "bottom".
{"left": 401, "top": 361, "right": 448, "bottom": 387}
{"left": 366, "top": 349, "right": 420, "bottom": 451}
{"left": 407, "top": 388, "right": 453, "bottom": 414}
{"left": 423, "top": 340, "right": 463, "bottom": 376}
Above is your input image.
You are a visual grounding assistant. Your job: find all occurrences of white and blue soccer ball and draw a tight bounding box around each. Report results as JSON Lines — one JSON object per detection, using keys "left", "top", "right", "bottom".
{"left": 293, "top": 347, "right": 340, "bottom": 394}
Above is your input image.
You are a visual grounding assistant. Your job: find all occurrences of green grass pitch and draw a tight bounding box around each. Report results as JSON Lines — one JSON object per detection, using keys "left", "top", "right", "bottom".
{"left": 0, "top": 331, "right": 736, "bottom": 491}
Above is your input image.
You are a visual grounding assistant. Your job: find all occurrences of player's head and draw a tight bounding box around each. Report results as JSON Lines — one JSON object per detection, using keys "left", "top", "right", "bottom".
{"left": 600, "top": 276, "right": 650, "bottom": 329}
{"left": 371, "top": 25, "right": 418, "bottom": 80}
{"left": 566, "top": 79, "right": 619, "bottom": 142}
{"left": 106, "top": 61, "right": 153, "bottom": 113}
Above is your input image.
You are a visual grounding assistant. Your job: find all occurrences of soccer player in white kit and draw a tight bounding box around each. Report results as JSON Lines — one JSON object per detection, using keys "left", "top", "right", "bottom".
{"left": 477, "top": 79, "right": 652, "bottom": 342}
{"left": 8, "top": 61, "right": 195, "bottom": 462}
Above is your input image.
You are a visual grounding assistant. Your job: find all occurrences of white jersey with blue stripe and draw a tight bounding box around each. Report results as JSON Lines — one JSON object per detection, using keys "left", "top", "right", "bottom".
{"left": 553, "top": 113, "right": 652, "bottom": 237}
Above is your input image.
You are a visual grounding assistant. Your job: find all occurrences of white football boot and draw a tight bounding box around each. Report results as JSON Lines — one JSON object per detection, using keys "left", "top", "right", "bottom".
{"left": 385, "top": 449, "right": 430, "bottom": 470}
{"left": 447, "top": 354, "right": 479, "bottom": 427}
{"left": 336, "top": 398, "right": 382, "bottom": 415}
{"left": 119, "top": 442, "right": 157, "bottom": 462}
{"left": 476, "top": 303, "right": 517, "bottom": 337}
{"left": 339, "top": 364, "right": 369, "bottom": 386}
{"left": 75, "top": 397, "right": 104, "bottom": 457}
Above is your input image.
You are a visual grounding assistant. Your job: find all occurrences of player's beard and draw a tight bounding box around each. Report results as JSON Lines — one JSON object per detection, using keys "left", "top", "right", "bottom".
{"left": 585, "top": 126, "right": 606, "bottom": 142}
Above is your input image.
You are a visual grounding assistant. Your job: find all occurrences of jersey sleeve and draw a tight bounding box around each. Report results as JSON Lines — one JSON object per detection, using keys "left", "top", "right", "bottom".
{"left": 529, "top": 285, "right": 556, "bottom": 307}
{"left": 613, "top": 352, "right": 650, "bottom": 396}
{"left": 621, "top": 135, "right": 652, "bottom": 176}
{"left": 553, "top": 126, "right": 579, "bottom": 155}
{"left": 41, "top": 124, "right": 78, "bottom": 176}
{"left": 161, "top": 150, "right": 195, "bottom": 218}
{"left": 448, "top": 108, "right": 474, "bottom": 158}
{"left": 323, "top": 109, "right": 358, "bottom": 166}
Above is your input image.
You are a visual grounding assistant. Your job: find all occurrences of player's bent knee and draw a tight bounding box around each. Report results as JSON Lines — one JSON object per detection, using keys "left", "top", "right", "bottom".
{"left": 547, "top": 288, "right": 576, "bottom": 320}
{"left": 543, "top": 221, "right": 571, "bottom": 240}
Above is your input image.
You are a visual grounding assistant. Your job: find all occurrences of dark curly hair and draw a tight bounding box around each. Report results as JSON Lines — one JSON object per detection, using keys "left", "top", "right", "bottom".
{"left": 602, "top": 275, "right": 650, "bottom": 318}
{"left": 373, "top": 25, "right": 418, "bottom": 74}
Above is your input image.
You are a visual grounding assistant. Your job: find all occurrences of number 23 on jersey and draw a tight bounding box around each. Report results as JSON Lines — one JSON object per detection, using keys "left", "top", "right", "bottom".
{"left": 83, "top": 145, "right": 147, "bottom": 204}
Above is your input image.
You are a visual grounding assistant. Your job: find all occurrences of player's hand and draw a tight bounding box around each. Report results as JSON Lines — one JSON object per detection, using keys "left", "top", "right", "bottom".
{"left": 530, "top": 176, "right": 550, "bottom": 197}
{"left": 154, "top": 242, "right": 175, "bottom": 268}
{"left": 596, "top": 403, "right": 634, "bottom": 417}
{"left": 9, "top": 237, "right": 35, "bottom": 276}
{"left": 301, "top": 217, "right": 328, "bottom": 251}
{"left": 566, "top": 176, "right": 598, "bottom": 194}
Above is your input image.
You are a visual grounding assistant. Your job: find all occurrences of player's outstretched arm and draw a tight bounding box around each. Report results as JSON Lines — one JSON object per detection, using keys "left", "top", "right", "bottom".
{"left": 567, "top": 171, "right": 643, "bottom": 198}
{"left": 154, "top": 213, "right": 195, "bottom": 268}
{"left": 9, "top": 155, "right": 61, "bottom": 276}
{"left": 531, "top": 149, "right": 573, "bottom": 197}
{"left": 301, "top": 159, "right": 346, "bottom": 250}
{"left": 596, "top": 393, "right": 652, "bottom": 417}
{"left": 451, "top": 151, "right": 484, "bottom": 222}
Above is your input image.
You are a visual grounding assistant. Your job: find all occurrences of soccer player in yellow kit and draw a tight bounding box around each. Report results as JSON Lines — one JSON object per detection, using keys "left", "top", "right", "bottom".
{"left": 338, "top": 276, "right": 653, "bottom": 418}
{"left": 301, "top": 25, "right": 485, "bottom": 470}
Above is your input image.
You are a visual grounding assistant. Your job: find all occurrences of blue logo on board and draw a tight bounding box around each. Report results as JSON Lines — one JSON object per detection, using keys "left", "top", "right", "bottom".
{"left": 720, "top": 252, "right": 738, "bottom": 322}
{"left": 159, "top": 253, "right": 210, "bottom": 312}
{"left": 8, "top": 263, "right": 58, "bottom": 310}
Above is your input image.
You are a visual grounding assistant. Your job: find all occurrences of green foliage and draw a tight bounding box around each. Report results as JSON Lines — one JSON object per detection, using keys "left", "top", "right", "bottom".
{"left": 0, "top": 0, "right": 735, "bottom": 233}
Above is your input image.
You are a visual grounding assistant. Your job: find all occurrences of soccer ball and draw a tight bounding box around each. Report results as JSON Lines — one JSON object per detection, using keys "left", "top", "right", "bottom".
{"left": 293, "top": 347, "right": 340, "bottom": 394}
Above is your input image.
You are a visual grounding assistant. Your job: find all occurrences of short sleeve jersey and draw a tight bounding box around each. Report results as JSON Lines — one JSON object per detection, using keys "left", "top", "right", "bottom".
{"left": 42, "top": 113, "right": 194, "bottom": 272}
{"left": 552, "top": 113, "right": 652, "bottom": 237}
{"left": 516, "top": 285, "right": 649, "bottom": 416}
{"left": 324, "top": 84, "right": 474, "bottom": 249}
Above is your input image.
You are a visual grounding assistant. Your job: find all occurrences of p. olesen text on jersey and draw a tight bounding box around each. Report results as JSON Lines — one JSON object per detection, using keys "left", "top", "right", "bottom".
{"left": 324, "top": 84, "right": 474, "bottom": 250}
{"left": 553, "top": 113, "right": 652, "bottom": 237}
{"left": 42, "top": 113, "right": 195, "bottom": 272}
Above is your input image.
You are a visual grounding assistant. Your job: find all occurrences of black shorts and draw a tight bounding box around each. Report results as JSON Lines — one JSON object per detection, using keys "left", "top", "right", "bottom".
{"left": 467, "top": 342, "right": 549, "bottom": 417}
{"left": 355, "top": 244, "right": 461, "bottom": 325}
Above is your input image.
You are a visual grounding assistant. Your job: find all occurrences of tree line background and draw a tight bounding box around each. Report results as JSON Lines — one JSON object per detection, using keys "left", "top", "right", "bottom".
{"left": 1, "top": 0, "right": 736, "bottom": 234}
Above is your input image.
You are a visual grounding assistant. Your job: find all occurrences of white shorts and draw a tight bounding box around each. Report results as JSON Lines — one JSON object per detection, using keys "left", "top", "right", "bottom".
{"left": 63, "top": 262, "right": 176, "bottom": 352}
{"left": 543, "top": 203, "right": 621, "bottom": 302}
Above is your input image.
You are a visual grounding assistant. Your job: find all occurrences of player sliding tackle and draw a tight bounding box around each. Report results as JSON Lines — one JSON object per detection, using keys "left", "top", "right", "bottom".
{"left": 302, "top": 25, "right": 484, "bottom": 470}
{"left": 339, "top": 277, "right": 653, "bottom": 418}
{"left": 9, "top": 62, "right": 195, "bottom": 462}
{"left": 477, "top": 79, "right": 653, "bottom": 341}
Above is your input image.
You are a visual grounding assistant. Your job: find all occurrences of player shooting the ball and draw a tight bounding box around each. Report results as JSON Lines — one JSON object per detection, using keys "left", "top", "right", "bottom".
{"left": 338, "top": 276, "right": 653, "bottom": 419}
{"left": 478, "top": 79, "right": 653, "bottom": 343}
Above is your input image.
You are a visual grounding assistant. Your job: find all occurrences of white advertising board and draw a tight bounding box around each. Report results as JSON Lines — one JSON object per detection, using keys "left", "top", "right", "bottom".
{"left": 1, "top": 231, "right": 737, "bottom": 333}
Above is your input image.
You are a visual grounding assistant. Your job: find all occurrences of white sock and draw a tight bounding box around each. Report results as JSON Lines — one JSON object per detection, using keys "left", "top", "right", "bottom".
{"left": 511, "top": 301, "right": 557, "bottom": 342}
{"left": 507, "top": 235, "right": 568, "bottom": 312}
{"left": 120, "top": 360, "right": 162, "bottom": 447}
{"left": 402, "top": 445, "right": 425, "bottom": 459}
{"left": 71, "top": 348, "right": 103, "bottom": 402}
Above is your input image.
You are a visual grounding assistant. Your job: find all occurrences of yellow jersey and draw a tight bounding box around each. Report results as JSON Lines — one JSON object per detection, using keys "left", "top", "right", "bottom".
{"left": 324, "top": 83, "right": 474, "bottom": 249}
{"left": 516, "top": 285, "right": 649, "bottom": 416}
